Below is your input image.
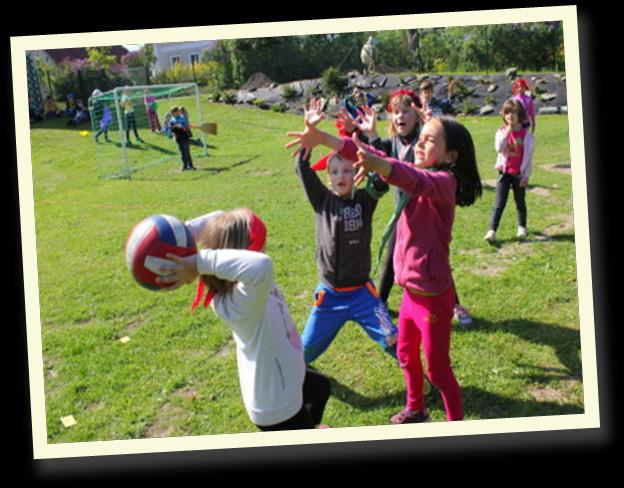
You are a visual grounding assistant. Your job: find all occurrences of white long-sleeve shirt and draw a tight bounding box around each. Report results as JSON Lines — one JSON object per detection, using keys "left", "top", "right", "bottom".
{"left": 186, "top": 214, "right": 306, "bottom": 426}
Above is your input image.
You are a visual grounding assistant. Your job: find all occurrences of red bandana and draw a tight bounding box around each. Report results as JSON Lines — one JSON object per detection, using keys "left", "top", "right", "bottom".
{"left": 386, "top": 89, "right": 422, "bottom": 112}
{"left": 311, "top": 119, "right": 355, "bottom": 171}
{"left": 191, "top": 209, "right": 267, "bottom": 312}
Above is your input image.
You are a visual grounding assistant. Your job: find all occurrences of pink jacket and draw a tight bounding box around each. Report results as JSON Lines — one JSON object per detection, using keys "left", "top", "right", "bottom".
{"left": 340, "top": 138, "right": 456, "bottom": 294}
{"left": 494, "top": 127, "right": 535, "bottom": 180}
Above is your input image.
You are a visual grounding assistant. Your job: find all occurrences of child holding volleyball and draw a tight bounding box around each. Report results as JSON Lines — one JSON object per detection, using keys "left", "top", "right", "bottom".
{"left": 156, "top": 209, "right": 331, "bottom": 431}
{"left": 286, "top": 113, "right": 482, "bottom": 423}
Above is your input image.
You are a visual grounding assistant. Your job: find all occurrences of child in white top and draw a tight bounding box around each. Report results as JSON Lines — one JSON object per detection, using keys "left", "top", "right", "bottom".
{"left": 157, "top": 209, "right": 331, "bottom": 430}
{"left": 484, "top": 98, "right": 535, "bottom": 242}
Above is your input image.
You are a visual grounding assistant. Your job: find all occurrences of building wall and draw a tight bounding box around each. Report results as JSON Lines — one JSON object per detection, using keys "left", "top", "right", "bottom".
{"left": 153, "top": 41, "right": 217, "bottom": 74}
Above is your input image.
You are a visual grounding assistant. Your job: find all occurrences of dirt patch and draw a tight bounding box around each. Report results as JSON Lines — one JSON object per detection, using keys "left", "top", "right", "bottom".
{"left": 143, "top": 403, "right": 177, "bottom": 438}
{"left": 544, "top": 214, "right": 574, "bottom": 236}
{"left": 215, "top": 338, "right": 235, "bottom": 359}
{"left": 471, "top": 242, "right": 534, "bottom": 277}
{"left": 528, "top": 385, "right": 568, "bottom": 403}
{"left": 527, "top": 186, "right": 550, "bottom": 197}
{"left": 543, "top": 164, "right": 572, "bottom": 174}
{"left": 482, "top": 179, "right": 497, "bottom": 189}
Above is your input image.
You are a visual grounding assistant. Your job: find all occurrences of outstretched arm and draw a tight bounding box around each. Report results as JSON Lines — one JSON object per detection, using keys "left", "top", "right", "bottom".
{"left": 286, "top": 97, "right": 344, "bottom": 157}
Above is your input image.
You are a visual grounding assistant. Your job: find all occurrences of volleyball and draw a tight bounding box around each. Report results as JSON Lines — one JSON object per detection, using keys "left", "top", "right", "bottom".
{"left": 125, "top": 214, "right": 197, "bottom": 291}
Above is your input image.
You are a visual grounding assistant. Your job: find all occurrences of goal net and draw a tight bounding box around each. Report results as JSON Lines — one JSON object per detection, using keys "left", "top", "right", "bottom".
{"left": 89, "top": 83, "right": 208, "bottom": 179}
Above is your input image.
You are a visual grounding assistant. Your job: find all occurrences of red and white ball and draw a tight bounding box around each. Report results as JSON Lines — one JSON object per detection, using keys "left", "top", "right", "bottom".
{"left": 125, "top": 214, "right": 197, "bottom": 291}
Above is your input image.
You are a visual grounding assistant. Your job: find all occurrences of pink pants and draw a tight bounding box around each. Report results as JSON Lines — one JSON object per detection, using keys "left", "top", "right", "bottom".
{"left": 398, "top": 286, "right": 464, "bottom": 421}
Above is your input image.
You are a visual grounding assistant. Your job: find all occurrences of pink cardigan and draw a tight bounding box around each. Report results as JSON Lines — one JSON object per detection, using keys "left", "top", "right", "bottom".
{"left": 340, "top": 138, "right": 456, "bottom": 294}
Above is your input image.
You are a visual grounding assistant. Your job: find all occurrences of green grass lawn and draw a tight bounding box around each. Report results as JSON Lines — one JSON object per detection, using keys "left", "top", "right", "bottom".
{"left": 29, "top": 99, "right": 581, "bottom": 442}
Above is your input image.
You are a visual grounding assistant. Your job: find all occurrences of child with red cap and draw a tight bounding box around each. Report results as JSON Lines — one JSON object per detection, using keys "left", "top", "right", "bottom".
{"left": 288, "top": 98, "right": 398, "bottom": 366}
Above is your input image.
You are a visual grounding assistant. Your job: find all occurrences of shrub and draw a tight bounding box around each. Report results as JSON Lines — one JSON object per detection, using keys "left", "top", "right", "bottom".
{"left": 462, "top": 101, "right": 480, "bottom": 115}
{"left": 321, "top": 67, "right": 346, "bottom": 98}
{"left": 281, "top": 84, "right": 298, "bottom": 100}
{"left": 271, "top": 102, "right": 288, "bottom": 113}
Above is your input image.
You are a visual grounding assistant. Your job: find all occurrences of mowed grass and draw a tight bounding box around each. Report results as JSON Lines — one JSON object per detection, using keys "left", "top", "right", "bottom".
{"left": 28, "top": 99, "right": 581, "bottom": 443}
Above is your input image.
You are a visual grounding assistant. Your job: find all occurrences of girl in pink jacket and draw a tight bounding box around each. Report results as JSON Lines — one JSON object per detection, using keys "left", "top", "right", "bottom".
{"left": 484, "top": 98, "right": 535, "bottom": 243}
{"left": 286, "top": 115, "right": 482, "bottom": 423}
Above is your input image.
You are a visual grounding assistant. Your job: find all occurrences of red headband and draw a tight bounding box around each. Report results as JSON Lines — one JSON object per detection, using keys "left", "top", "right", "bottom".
{"left": 312, "top": 118, "right": 353, "bottom": 171}
{"left": 387, "top": 89, "right": 422, "bottom": 112}
{"left": 191, "top": 209, "right": 267, "bottom": 311}
{"left": 512, "top": 79, "right": 530, "bottom": 94}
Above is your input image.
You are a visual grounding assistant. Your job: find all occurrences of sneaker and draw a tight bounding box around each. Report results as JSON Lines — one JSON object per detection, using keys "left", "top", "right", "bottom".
{"left": 390, "top": 408, "right": 429, "bottom": 424}
{"left": 517, "top": 226, "right": 528, "bottom": 238}
{"left": 453, "top": 305, "right": 473, "bottom": 326}
{"left": 484, "top": 229, "right": 496, "bottom": 243}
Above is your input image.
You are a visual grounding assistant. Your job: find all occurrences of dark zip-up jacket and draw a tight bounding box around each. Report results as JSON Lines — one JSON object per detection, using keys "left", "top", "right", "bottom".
{"left": 295, "top": 153, "right": 388, "bottom": 288}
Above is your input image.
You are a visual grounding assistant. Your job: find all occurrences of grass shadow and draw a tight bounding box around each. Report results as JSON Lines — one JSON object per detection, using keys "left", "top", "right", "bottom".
{"left": 484, "top": 232, "right": 575, "bottom": 248}
{"left": 455, "top": 317, "right": 582, "bottom": 380}
{"left": 198, "top": 155, "right": 260, "bottom": 174}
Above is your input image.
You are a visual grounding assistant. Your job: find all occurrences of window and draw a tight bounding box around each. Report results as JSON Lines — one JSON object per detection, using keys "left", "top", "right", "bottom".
{"left": 189, "top": 53, "right": 200, "bottom": 65}
{"left": 170, "top": 55, "right": 181, "bottom": 67}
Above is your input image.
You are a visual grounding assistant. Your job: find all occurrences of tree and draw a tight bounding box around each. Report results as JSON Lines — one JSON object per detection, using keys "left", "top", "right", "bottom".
{"left": 87, "top": 47, "right": 116, "bottom": 71}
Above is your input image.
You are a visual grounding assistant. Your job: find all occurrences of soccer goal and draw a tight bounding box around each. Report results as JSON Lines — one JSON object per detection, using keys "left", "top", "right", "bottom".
{"left": 89, "top": 83, "right": 208, "bottom": 179}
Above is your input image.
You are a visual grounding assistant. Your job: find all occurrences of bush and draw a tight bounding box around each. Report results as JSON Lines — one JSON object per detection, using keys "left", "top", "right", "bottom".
{"left": 462, "top": 101, "right": 480, "bottom": 115}
{"left": 321, "top": 67, "right": 346, "bottom": 98}
{"left": 271, "top": 102, "right": 288, "bottom": 113}
{"left": 152, "top": 61, "right": 227, "bottom": 92}
{"left": 281, "top": 84, "right": 298, "bottom": 100}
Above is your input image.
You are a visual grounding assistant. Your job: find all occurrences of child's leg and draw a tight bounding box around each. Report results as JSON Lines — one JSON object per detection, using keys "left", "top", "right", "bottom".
{"left": 511, "top": 176, "right": 527, "bottom": 228}
{"left": 301, "top": 285, "right": 348, "bottom": 364}
{"left": 397, "top": 290, "right": 425, "bottom": 412}
{"left": 416, "top": 287, "right": 463, "bottom": 421}
{"left": 178, "top": 141, "right": 189, "bottom": 169}
{"left": 256, "top": 405, "right": 315, "bottom": 431}
{"left": 302, "top": 368, "right": 331, "bottom": 426}
{"left": 488, "top": 173, "right": 513, "bottom": 231}
{"left": 351, "top": 283, "right": 398, "bottom": 358}
{"left": 377, "top": 228, "right": 396, "bottom": 305}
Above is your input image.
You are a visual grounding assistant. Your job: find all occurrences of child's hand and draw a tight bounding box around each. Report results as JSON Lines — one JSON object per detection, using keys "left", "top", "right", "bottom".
{"left": 336, "top": 107, "right": 358, "bottom": 134}
{"left": 520, "top": 177, "right": 529, "bottom": 188}
{"left": 285, "top": 118, "right": 325, "bottom": 159}
{"left": 352, "top": 132, "right": 391, "bottom": 185}
{"left": 354, "top": 106, "right": 378, "bottom": 137}
{"left": 304, "top": 97, "right": 327, "bottom": 127}
{"left": 155, "top": 253, "right": 199, "bottom": 290}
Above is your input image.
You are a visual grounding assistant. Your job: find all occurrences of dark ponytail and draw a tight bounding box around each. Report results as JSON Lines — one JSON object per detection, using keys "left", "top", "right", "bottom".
{"left": 437, "top": 116, "right": 483, "bottom": 207}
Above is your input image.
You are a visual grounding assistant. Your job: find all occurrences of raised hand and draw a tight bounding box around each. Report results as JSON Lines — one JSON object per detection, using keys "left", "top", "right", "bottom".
{"left": 336, "top": 107, "right": 358, "bottom": 134}
{"left": 304, "top": 97, "right": 327, "bottom": 127}
{"left": 354, "top": 105, "right": 378, "bottom": 136}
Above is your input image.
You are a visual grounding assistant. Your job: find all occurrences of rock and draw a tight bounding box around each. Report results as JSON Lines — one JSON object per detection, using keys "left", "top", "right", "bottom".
{"left": 236, "top": 91, "right": 257, "bottom": 104}
{"left": 540, "top": 93, "right": 557, "bottom": 102}
{"left": 378, "top": 76, "right": 387, "bottom": 87}
{"left": 487, "top": 84, "right": 498, "bottom": 93}
{"left": 538, "top": 106, "right": 560, "bottom": 115}
{"left": 505, "top": 67, "right": 518, "bottom": 79}
{"left": 241, "top": 72, "right": 275, "bottom": 91}
{"left": 479, "top": 104, "right": 496, "bottom": 115}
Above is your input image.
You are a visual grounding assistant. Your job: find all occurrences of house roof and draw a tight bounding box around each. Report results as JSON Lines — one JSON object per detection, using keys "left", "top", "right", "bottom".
{"left": 44, "top": 46, "right": 129, "bottom": 64}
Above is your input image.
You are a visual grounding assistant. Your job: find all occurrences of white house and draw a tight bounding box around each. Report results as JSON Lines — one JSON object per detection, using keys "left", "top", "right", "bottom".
{"left": 152, "top": 41, "right": 217, "bottom": 74}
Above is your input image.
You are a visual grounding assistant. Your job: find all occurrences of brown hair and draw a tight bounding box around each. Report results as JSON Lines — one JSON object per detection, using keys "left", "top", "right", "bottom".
{"left": 197, "top": 209, "right": 251, "bottom": 296}
{"left": 387, "top": 93, "right": 422, "bottom": 138}
{"left": 500, "top": 98, "right": 527, "bottom": 127}
{"left": 419, "top": 80, "right": 434, "bottom": 92}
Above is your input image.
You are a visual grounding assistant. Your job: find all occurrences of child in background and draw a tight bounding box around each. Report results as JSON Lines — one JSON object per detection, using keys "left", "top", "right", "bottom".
{"left": 120, "top": 88, "right": 143, "bottom": 144}
{"left": 161, "top": 111, "right": 173, "bottom": 138}
{"left": 290, "top": 97, "right": 398, "bottom": 365}
{"left": 512, "top": 79, "right": 537, "bottom": 133}
{"left": 43, "top": 96, "right": 63, "bottom": 118}
{"left": 67, "top": 99, "right": 89, "bottom": 126}
{"left": 419, "top": 80, "right": 453, "bottom": 119}
{"left": 144, "top": 88, "right": 161, "bottom": 133}
{"left": 484, "top": 98, "right": 535, "bottom": 243}
{"left": 91, "top": 88, "right": 113, "bottom": 144}
{"left": 156, "top": 209, "right": 331, "bottom": 431}
{"left": 65, "top": 93, "right": 77, "bottom": 117}
{"left": 286, "top": 114, "right": 483, "bottom": 423}
{"left": 170, "top": 106, "right": 196, "bottom": 171}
